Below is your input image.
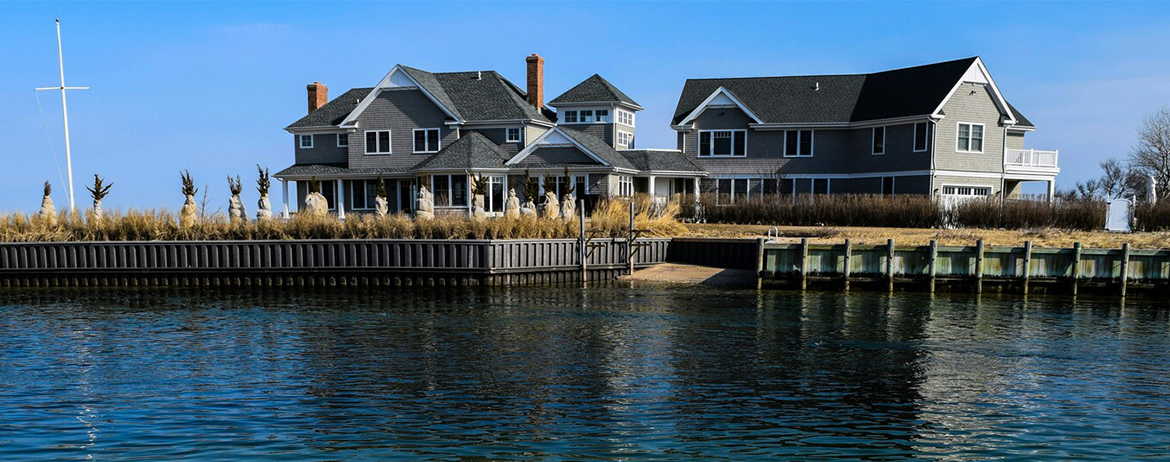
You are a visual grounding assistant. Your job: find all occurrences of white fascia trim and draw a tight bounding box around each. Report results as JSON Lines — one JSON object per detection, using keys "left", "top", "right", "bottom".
{"left": 505, "top": 127, "right": 611, "bottom": 166}
{"left": 678, "top": 87, "right": 764, "bottom": 126}
{"left": 639, "top": 170, "right": 708, "bottom": 177}
{"left": 931, "top": 57, "right": 1017, "bottom": 125}
{"left": 552, "top": 101, "right": 644, "bottom": 111}
{"left": 340, "top": 65, "right": 462, "bottom": 126}
{"left": 286, "top": 127, "right": 348, "bottom": 135}
{"left": 1006, "top": 126, "right": 1036, "bottom": 132}
{"left": 750, "top": 115, "right": 937, "bottom": 130}
{"left": 450, "top": 119, "right": 556, "bottom": 129}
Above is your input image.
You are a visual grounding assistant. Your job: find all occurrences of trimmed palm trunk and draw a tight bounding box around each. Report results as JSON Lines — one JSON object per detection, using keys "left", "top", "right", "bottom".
{"left": 179, "top": 171, "right": 198, "bottom": 228}
{"left": 256, "top": 165, "right": 272, "bottom": 221}
{"left": 504, "top": 189, "right": 521, "bottom": 219}
{"left": 39, "top": 181, "right": 57, "bottom": 226}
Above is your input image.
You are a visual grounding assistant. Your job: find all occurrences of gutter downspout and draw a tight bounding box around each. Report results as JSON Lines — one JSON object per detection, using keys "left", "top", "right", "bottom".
{"left": 929, "top": 119, "right": 938, "bottom": 196}
{"left": 1001, "top": 124, "right": 1010, "bottom": 205}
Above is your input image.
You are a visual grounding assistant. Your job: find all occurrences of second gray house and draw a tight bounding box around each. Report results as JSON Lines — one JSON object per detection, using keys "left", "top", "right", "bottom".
{"left": 276, "top": 55, "right": 1058, "bottom": 216}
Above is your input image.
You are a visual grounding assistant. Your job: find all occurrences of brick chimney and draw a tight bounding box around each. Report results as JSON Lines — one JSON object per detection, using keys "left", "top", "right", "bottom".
{"left": 525, "top": 54, "right": 544, "bottom": 109}
{"left": 307, "top": 81, "right": 328, "bottom": 114}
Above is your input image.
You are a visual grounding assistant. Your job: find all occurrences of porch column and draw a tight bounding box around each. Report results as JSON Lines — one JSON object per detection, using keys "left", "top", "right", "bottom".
{"left": 647, "top": 176, "right": 656, "bottom": 199}
{"left": 692, "top": 177, "right": 700, "bottom": 203}
{"left": 336, "top": 179, "right": 346, "bottom": 220}
{"left": 1047, "top": 180, "right": 1055, "bottom": 203}
{"left": 281, "top": 179, "right": 290, "bottom": 219}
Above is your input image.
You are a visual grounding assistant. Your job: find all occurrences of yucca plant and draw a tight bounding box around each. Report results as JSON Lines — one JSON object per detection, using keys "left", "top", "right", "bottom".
{"left": 85, "top": 174, "right": 113, "bottom": 220}
{"left": 180, "top": 170, "right": 197, "bottom": 197}
{"left": 255, "top": 165, "right": 270, "bottom": 197}
{"left": 227, "top": 176, "right": 243, "bottom": 196}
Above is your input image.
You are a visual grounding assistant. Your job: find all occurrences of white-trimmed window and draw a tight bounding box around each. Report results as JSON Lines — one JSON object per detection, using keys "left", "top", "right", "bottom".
{"left": 506, "top": 127, "right": 522, "bottom": 143}
{"left": 617, "top": 109, "right": 634, "bottom": 126}
{"left": 365, "top": 130, "right": 391, "bottom": 154}
{"left": 617, "top": 131, "right": 634, "bottom": 149}
{"left": 580, "top": 110, "right": 595, "bottom": 123}
{"left": 299, "top": 134, "right": 314, "bottom": 149}
{"left": 348, "top": 179, "right": 386, "bottom": 210}
{"left": 783, "top": 130, "right": 814, "bottom": 157}
{"left": 413, "top": 128, "right": 440, "bottom": 153}
{"left": 957, "top": 123, "right": 984, "bottom": 153}
{"left": 872, "top": 126, "right": 885, "bottom": 155}
{"left": 913, "top": 122, "right": 929, "bottom": 152}
{"left": 595, "top": 109, "right": 610, "bottom": 123}
{"left": 618, "top": 175, "right": 633, "bottom": 197}
{"left": 430, "top": 174, "right": 468, "bottom": 207}
{"left": 563, "top": 110, "right": 578, "bottom": 124}
{"left": 337, "top": 133, "right": 349, "bottom": 148}
{"left": 942, "top": 185, "right": 992, "bottom": 196}
{"left": 698, "top": 130, "right": 746, "bottom": 157}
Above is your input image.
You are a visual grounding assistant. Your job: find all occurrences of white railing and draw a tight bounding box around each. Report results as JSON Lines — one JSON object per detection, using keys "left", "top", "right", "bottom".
{"left": 1005, "top": 148, "right": 1059, "bottom": 168}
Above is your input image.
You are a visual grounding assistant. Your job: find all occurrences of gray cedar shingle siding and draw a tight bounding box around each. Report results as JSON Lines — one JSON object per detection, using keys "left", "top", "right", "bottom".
{"left": 294, "top": 133, "right": 348, "bottom": 165}
{"left": 518, "top": 146, "right": 601, "bottom": 166}
{"left": 566, "top": 124, "right": 613, "bottom": 147}
{"left": 934, "top": 84, "right": 1007, "bottom": 174}
{"left": 348, "top": 89, "right": 456, "bottom": 170}
{"left": 1006, "top": 131, "right": 1025, "bottom": 150}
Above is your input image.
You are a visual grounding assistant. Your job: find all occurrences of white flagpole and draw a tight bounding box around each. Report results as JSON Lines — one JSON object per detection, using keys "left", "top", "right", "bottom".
{"left": 36, "top": 19, "right": 89, "bottom": 212}
{"left": 56, "top": 19, "right": 75, "bottom": 211}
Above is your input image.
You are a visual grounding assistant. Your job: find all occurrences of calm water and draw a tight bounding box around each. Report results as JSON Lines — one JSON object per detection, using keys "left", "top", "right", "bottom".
{"left": 1, "top": 287, "right": 1169, "bottom": 460}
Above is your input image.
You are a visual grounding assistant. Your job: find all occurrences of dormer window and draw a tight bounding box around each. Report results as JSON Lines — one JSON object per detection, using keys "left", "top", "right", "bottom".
{"left": 506, "top": 127, "right": 522, "bottom": 143}
{"left": 580, "top": 110, "right": 594, "bottom": 123}
{"left": 564, "top": 110, "right": 578, "bottom": 123}
{"left": 595, "top": 110, "right": 610, "bottom": 123}
{"left": 299, "top": 134, "right": 314, "bottom": 149}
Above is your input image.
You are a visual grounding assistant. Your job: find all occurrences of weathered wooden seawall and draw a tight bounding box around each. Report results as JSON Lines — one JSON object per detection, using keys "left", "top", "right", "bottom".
{"left": 0, "top": 239, "right": 670, "bottom": 288}
{"left": 760, "top": 239, "right": 1170, "bottom": 296}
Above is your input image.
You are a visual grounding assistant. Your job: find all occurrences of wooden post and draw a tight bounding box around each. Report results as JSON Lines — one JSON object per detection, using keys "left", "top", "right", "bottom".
{"left": 627, "top": 201, "right": 635, "bottom": 276}
{"left": 928, "top": 240, "right": 938, "bottom": 293}
{"left": 579, "top": 199, "right": 587, "bottom": 285}
{"left": 975, "top": 240, "right": 985, "bottom": 294}
{"left": 800, "top": 238, "right": 809, "bottom": 291}
{"left": 1022, "top": 241, "right": 1032, "bottom": 295}
{"left": 755, "top": 237, "right": 766, "bottom": 289}
{"left": 886, "top": 238, "right": 896, "bottom": 292}
{"left": 1120, "top": 243, "right": 1131, "bottom": 298}
{"left": 842, "top": 238, "right": 852, "bottom": 291}
{"left": 1072, "top": 242, "right": 1082, "bottom": 296}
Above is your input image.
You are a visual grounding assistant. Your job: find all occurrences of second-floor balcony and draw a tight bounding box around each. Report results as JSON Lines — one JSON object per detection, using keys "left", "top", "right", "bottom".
{"left": 1005, "top": 148, "right": 1059, "bottom": 176}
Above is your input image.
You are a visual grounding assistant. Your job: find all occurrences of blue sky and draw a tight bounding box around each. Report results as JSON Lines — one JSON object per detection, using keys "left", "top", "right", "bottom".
{"left": 2, "top": 1, "right": 1169, "bottom": 213}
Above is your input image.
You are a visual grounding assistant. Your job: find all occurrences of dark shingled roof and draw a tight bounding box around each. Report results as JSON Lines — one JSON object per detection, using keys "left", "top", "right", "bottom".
{"left": 619, "top": 150, "right": 704, "bottom": 172}
{"left": 410, "top": 132, "right": 511, "bottom": 171}
{"left": 672, "top": 57, "right": 1033, "bottom": 127}
{"left": 290, "top": 66, "right": 551, "bottom": 129}
{"left": 559, "top": 127, "right": 637, "bottom": 170}
{"left": 549, "top": 74, "right": 642, "bottom": 109}
{"left": 274, "top": 163, "right": 403, "bottom": 178}
{"left": 286, "top": 88, "right": 372, "bottom": 129}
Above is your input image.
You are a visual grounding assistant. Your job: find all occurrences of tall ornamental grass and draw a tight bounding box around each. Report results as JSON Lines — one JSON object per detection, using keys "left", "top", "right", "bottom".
{"left": 0, "top": 198, "right": 684, "bottom": 242}
{"left": 687, "top": 194, "right": 1110, "bottom": 231}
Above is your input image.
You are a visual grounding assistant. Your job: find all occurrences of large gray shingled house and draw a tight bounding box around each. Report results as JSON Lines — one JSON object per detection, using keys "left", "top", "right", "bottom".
{"left": 275, "top": 55, "right": 1058, "bottom": 217}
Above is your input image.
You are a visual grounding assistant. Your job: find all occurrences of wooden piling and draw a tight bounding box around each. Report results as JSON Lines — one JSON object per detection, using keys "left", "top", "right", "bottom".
{"left": 842, "top": 238, "right": 852, "bottom": 291}
{"left": 579, "top": 200, "right": 587, "bottom": 285}
{"left": 1022, "top": 241, "right": 1033, "bottom": 295}
{"left": 1121, "top": 243, "right": 1131, "bottom": 297}
{"left": 975, "top": 240, "right": 985, "bottom": 294}
{"left": 756, "top": 238, "right": 766, "bottom": 290}
{"left": 886, "top": 238, "right": 896, "bottom": 292}
{"left": 799, "top": 238, "right": 809, "bottom": 291}
{"left": 928, "top": 240, "right": 938, "bottom": 293}
{"left": 1072, "top": 242, "right": 1082, "bottom": 296}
